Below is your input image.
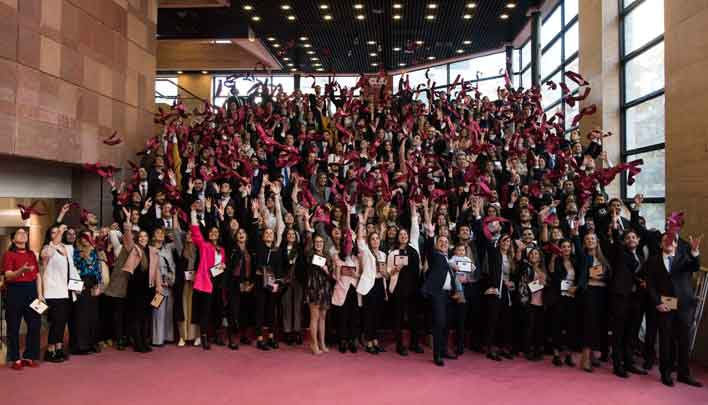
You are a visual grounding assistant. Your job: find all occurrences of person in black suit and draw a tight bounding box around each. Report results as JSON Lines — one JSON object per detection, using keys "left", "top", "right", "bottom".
{"left": 422, "top": 235, "right": 458, "bottom": 366}
{"left": 646, "top": 232, "right": 703, "bottom": 387}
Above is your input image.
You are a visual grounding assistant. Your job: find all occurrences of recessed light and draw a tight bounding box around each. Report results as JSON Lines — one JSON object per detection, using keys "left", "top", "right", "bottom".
{"left": 299, "top": 36, "right": 308, "bottom": 41}
{"left": 290, "top": 68, "right": 297, "bottom": 72}
{"left": 427, "top": 56, "right": 435, "bottom": 60}
{"left": 354, "top": 4, "right": 364, "bottom": 9}
{"left": 320, "top": 4, "right": 328, "bottom": 9}
{"left": 398, "top": 63, "right": 406, "bottom": 66}
{"left": 415, "top": 40, "right": 424, "bottom": 45}
{"left": 393, "top": 3, "right": 402, "bottom": 9}
{"left": 176, "top": 70, "right": 183, "bottom": 74}
{"left": 506, "top": 3, "right": 516, "bottom": 8}
{"left": 313, "top": 63, "right": 322, "bottom": 67}
{"left": 463, "top": 14, "right": 472, "bottom": 19}
{"left": 283, "top": 57, "right": 290, "bottom": 61}
{"left": 369, "top": 52, "right": 377, "bottom": 57}
{"left": 356, "top": 14, "right": 365, "bottom": 20}
{"left": 287, "top": 15, "right": 296, "bottom": 21}
{"left": 456, "top": 49, "right": 464, "bottom": 53}
{"left": 267, "top": 37, "right": 276, "bottom": 41}
{"left": 393, "top": 14, "right": 402, "bottom": 19}
{"left": 307, "top": 50, "right": 315, "bottom": 54}
{"left": 304, "top": 44, "right": 312, "bottom": 48}
{"left": 243, "top": 5, "right": 253, "bottom": 11}
{"left": 500, "top": 14, "right": 509, "bottom": 19}
{"left": 287, "top": 63, "right": 294, "bottom": 67}
{"left": 393, "top": 47, "right": 401, "bottom": 51}
{"left": 467, "top": 2, "right": 476, "bottom": 8}
{"left": 324, "top": 14, "right": 332, "bottom": 20}
{"left": 251, "top": 16, "right": 260, "bottom": 21}
{"left": 426, "top": 15, "right": 435, "bottom": 20}
{"left": 281, "top": 4, "right": 290, "bottom": 10}
{"left": 427, "top": 3, "right": 437, "bottom": 9}
{"left": 316, "top": 68, "right": 324, "bottom": 72}
{"left": 367, "top": 41, "right": 376, "bottom": 45}
{"left": 311, "top": 57, "right": 319, "bottom": 61}
{"left": 212, "top": 39, "right": 231, "bottom": 44}
{"left": 201, "top": 70, "right": 209, "bottom": 74}
{"left": 273, "top": 44, "right": 281, "bottom": 48}
{"left": 463, "top": 40, "right": 472, "bottom": 44}
{"left": 371, "top": 63, "right": 378, "bottom": 66}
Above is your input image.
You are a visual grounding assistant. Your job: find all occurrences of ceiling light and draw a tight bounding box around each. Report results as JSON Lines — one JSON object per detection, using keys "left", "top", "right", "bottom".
{"left": 273, "top": 44, "right": 281, "bottom": 48}
{"left": 427, "top": 3, "right": 437, "bottom": 9}
{"left": 463, "top": 40, "right": 472, "bottom": 44}
{"left": 500, "top": 14, "right": 509, "bottom": 19}
{"left": 290, "top": 68, "right": 297, "bottom": 72}
{"left": 427, "top": 56, "right": 435, "bottom": 60}
{"left": 356, "top": 14, "right": 365, "bottom": 20}
{"left": 371, "top": 63, "right": 378, "bottom": 67}
{"left": 307, "top": 50, "right": 315, "bottom": 54}
{"left": 283, "top": 57, "right": 290, "bottom": 61}
{"left": 287, "top": 15, "right": 296, "bottom": 20}
{"left": 393, "top": 14, "right": 402, "bottom": 19}
{"left": 398, "top": 63, "right": 406, "bottom": 67}
{"left": 320, "top": 4, "right": 328, "bottom": 9}
{"left": 267, "top": 37, "right": 276, "bottom": 41}
{"left": 393, "top": 3, "right": 402, "bottom": 9}
{"left": 211, "top": 39, "right": 231, "bottom": 44}
{"left": 287, "top": 63, "right": 294, "bottom": 67}
{"left": 299, "top": 36, "right": 308, "bottom": 41}
{"left": 304, "top": 44, "right": 312, "bottom": 48}
{"left": 243, "top": 5, "right": 253, "bottom": 11}
{"left": 425, "top": 15, "right": 435, "bottom": 20}
{"left": 176, "top": 70, "right": 183, "bottom": 74}
{"left": 506, "top": 2, "right": 516, "bottom": 8}
{"left": 281, "top": 4, "right": 290, "bottom": 10}
{"left": 463, "top": 14, "right": 472, "bottom": 19}
{"left": 456, "top": 49, "right": 464, "bottom": 53}
{"left": 369, "top": 52, "right": 377, "bottom": 57}
{"left": 467, "top": 2, "right": 476, "bottom": 8}
{"left": 251, "top": 16, "right": 260, "bottom": 21}
{"left": 415, "top": 40, "right": 424, "bottom": 45}
{"left": 311, "top": 57, "right": 319, "bottom": 61}
{"left": 201, "top": 70, "right": 209, "bottom": 74}
{"left": 313, "top": 63, "right": 322, "bottom": 67}
{"left": 367, "top": 41, "right": 376, "bottom": 45}
{"left": 354, "top": 4, "right": 364, "bottom": 9}
{"left": 316, "top": 68, "right": 324, "bottom": 72}
{"left": 324, "top": 14, "right": 332, "bottom": 20}
{"left": 393, "top": 47, "right": 401, "bottom": 51}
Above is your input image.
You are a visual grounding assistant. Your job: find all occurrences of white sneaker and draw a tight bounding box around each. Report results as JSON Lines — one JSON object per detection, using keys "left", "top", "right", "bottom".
{"left": 178, "top": 338, "right": 186, "bottom": 347}
{"left": 193, "top": 337, "right": 201, "bottom": 347}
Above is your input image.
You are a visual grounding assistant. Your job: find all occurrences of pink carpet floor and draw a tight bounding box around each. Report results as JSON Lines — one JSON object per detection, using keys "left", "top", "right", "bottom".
{"left": 4, "top": 343, "right": 708, "bottom": 405}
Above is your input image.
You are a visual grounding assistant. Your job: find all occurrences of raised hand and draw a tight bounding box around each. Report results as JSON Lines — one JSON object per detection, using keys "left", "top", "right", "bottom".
{"left": 633, "top": 194, "right": 644, "bottom": 209}
{"left": 689, "top": 234, "right": 704, "bottom": 254}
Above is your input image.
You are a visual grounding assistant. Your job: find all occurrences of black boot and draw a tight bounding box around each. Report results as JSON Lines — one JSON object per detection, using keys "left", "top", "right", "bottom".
{"left": 348, "top": 340, "right": 358, "bottom": 354}
{"left": 201, "top": 334, "right": 211, "bottom": 351}
{"left": 257, "top": 339, "right": 270, "bottom": 351}
{"left": 339, "top": 340, "right": 348, "bottom": 353}
{"left": 228, "top": 332, "right": 239, "bottom": 350}
{"left": 434, "top": 354, "right": 445, "bottom": 367}
{"left": 396, "top": 344, "right": 409, "bottom": 356}
{"left": 267, "top": 337, "right": 279, "bottom": 349}
{"left": 295, "top": 333, "right": 303, "bottom": 345}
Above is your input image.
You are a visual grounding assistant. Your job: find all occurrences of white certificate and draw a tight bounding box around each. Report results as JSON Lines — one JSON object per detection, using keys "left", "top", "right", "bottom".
{"left": 394, "top": 255, "right": 408, "bottom": 267}
{"left": 561, "top": 280, "right": 572, "bottom": 291}
{"left": 184, "top": 271, "right": 195, "bottom": 281}
{"left": 457, "top": 261, "right": 474, "bottom": 272}
{"left": 312, "top": 254, "right": 327, "bottom": 268}
{"left": 210, "top": 264, "right": 224, "bottom": 278}
{"left": 30, "top": 299, "right": 48, "bottom": 315}
{"left": 528, "top": 280, "right": 544, "bottom": 293}
{"left": 68, "top": 279, "right": 84, "bottom": 292}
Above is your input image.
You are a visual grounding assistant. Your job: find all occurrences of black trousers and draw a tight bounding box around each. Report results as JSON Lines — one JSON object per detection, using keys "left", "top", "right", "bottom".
{"left": 127, "top": 294, "right": 152, "bottom": 348}
{"left": 106, "top": 296, "right": 127, "bottom": 342}
{"left": 363, "top": 279, "right": 385, "bottom": 341}
{"left": 524, "top": 304, "right": 545, "bottom": 353}
{"left": 337, "top": 285, "right": 359, "bottom": 341}
{"left": 392, "top": 291, "right": 420, "bottom": 347}
{"left": 226, "top": 276, "right": 242, "bottom": 333}
{"left": 551, "top": 296, "right": 578, "bottom": 352}
{"left": 191, "top": 289, "right": 213, "bottom": 334}
{"left": 638, "top": 291, "right": 658, "bottom": 361}
{"left": 657, "top": 310, "right": 692, "bottom": 378}
{"left": 453, "top": 282, "right": 483, "bottom": 349}
{"left": 5, "top": 282, "right": 40, "bottom": 361}
{"left": 581, "top": 286, "right": 608, "bottom": 351}
{"left": 485, "top": 288, "right": 512, "bottom": 350}
{"left": 46, "top": 298, "right": 71, "bottom": 345}
{"left": 255, "top": 287, "right": 282, "bottom": 336}
{"left": 209, "top": 277, "right": 226, "bottom": 336}
{"left": 430, "top": 291, "right": 451, "bottom": 359}
{"left": 611, "top": 293, "right": 641, "bottom": 368}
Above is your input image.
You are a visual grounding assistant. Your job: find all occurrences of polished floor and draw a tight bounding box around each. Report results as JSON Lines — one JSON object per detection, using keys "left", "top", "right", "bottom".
{"left": 4, "top": 342, "right": 708, "bottom": 405}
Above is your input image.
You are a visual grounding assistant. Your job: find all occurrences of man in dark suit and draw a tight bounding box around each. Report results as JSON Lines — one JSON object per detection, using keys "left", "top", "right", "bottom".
{"left": 646, "top": 232, "right": 702, "bottom": 387}
{"left": 422, "top": 235, "right": 457, "bottom": 367}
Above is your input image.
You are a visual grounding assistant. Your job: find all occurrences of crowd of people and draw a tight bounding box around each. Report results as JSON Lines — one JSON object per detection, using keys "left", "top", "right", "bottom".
{"left": 1, "top": 71, "right": 704, "bottom": 388}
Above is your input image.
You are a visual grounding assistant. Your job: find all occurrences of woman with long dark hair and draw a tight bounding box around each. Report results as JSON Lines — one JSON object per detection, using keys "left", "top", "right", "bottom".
{"left": 518, "top": 247, "right": 547, "bottom": 361}
{"left": 2, "top": 228, "right": 42, "bottom": 370}
{"left": 303, "top": 226, "right": 334, "bottom": 355}
{"left": 356, "top": 209, "right": 387, "bottom": 354}
{"left": 225, "top": 228, "right": 253, "bottom": 349}
{"left": 70, "top": 232, "right": 107, "bottom": 355}
{"left": 280, "top": 227, "right": 305, "bottom": 345}
{"left": 40, "top": 225, "right": 80, "bottom": 362}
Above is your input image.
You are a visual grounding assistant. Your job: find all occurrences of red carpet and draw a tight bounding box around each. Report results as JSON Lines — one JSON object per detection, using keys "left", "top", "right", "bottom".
{"left": 4, "top": 344, "right": 708, "bottom": 405}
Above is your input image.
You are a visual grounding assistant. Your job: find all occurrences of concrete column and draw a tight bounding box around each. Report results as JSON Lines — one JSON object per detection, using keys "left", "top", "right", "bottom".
{"left": 530, "top": 10, "right": 542, "bottom": 86}
{"left": 664, "top": 0, "right": 708, "bottom": 366}
{"left": 578, "top": 0, "right": 621, "bottom": 197}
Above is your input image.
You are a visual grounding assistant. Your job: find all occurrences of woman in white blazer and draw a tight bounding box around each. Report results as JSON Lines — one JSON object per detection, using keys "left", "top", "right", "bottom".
{"left": 356, "top": 209, "right": 387, "bottom": 354}
{"left": 40, "top": 224, "right": 80, "bottom": 363}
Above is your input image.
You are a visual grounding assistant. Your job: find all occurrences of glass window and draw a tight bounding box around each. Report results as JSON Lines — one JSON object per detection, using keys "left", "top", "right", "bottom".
{"left": 416, "top": 90, "right": 429, "bottom": 107}
{"left": 626, "top": 148, "right": 665, "bottom": 198}
{"left": 564, "top": 22, "right": 579, "bottom": 60}
{"left": 513, "top": 49, "right": 521, "bottom": 72}
{"left": 565, "top": 57, "right": 580, "bottom": 92}
{"left": 475, "top": 52, "right": 506, "bottom": 79}
{"left": 392, "top": 74, "right": 402, "bottom": 90}
{"left": 565, "top": 100, "right": 579, "bottom": 130}
{"left": 427, "top": 65, "right": 448, "bottom": 86}
{"left": 271, "top": 76, "right": 294, "bottom": 95}
{"left": 541, "top": 40, "right": 562, "bottom": 79}
{"left": 542, "top": 6, "right": 562, "bottom": 48}
{"left": 625, "top": 95, "right": 665, "bottom": 150}
{"left": 155, "top": 77, "right": 178, "bottom": 105}
{"left": 521, "top": 41, "right": 531, "bottom": 70}
{"left": 624, "top": 42, "right": 664, "bottom": 102}
{"left": 521, "top": 67, "right": 531, "bottom": 89}
{"left": 565, "top": 0, "right": 578, "bottom": 24}
{"left": 623, "top": 0, "right": 641, "bottom": 9}
{"left": 334, "top": 76, "right": 361, "bottom": 95}
{"left": 624, "top": 0, "right": 664, "bottom": 55}
{"left": 541, "top": 71, "right": 562, "bottom": 108}
{"left": 635, "top": 203, "right": 665, "bottom": 231}
{"left": 512, "top": 73, "right": 520, "bottom": 89}
{"left": 407, "top": 69, "right": 429, "bottom": 89}
{"left": 476, "top": 78, "right": 505, "bottom": 100}
{"left": 450, "top": 59, "right": 475, "bottom": 83}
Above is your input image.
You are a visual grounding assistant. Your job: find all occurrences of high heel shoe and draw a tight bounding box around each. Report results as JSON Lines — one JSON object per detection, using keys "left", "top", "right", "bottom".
{"left": 565, "top": 354, "right": 576, "bottom": 367}
{"left": 256, "top": 339, "right": 271, "bottom": 351}
{"left": 310, "top": 343, "right": 323, "bottom": 355}
{"left": 193, "top": 337, "right": 201, "bottom": 347}
{"left": 552, "top": 355, "right": 562, "bottom": 367}
{"left": 320, "top": 342, "right": 329, "bottom": 353}
{"left": 487, "top": 351, "right": 502, "bottom": 361}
